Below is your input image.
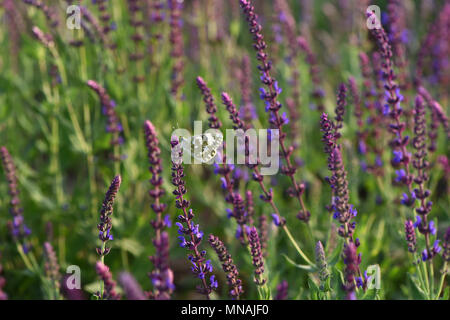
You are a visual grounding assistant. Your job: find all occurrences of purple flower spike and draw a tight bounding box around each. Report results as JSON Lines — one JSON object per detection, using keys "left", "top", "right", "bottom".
{"left": 208, "top": 234, "right": 244, "bottom": 299}
{"left": 96, "top": 175, "right": 121, "bottom": 258}
{"left": 170, "top": 139, "right": 215, "bottom": 298}
{"left": 1, "top": 147, "right": 31, "bottom": 250}
{"left": 87, "top": 80, "right": 124, "bottom": 159}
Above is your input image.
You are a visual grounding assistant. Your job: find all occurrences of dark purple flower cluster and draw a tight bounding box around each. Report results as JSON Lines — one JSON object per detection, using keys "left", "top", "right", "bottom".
{"left": 334, "top": 83, "right": 347, "bottom": 135}
{"left": 196, "top": 77, "right": 221, "bottom": 129}
{"left": 404, "top": 220, "right": 417, "bottom": 253}
{"left": 171, "top": 138, "right": 216, "bottom": 298}
{"left": 320, "top": 114, "right": 357, "bottom": 239}
{"left": 239, "top": 0, "right": 310, "bottom": 222}
{"left": 149, "top": 231, "right": 174, "bottom": 299}
{"left": 247, "top": 226, "right": 266, "bottom": 285}
{"left": 168, "top": 0, "right": 184, "bottom": 99}
{"left": 208, "top": 234, "right": 243, "bottom": 299}
{"left": 144, "top": 120, "right": 174, "bottom": 299}
{"left": 95, "top": 261, "right": 121, "bottom": 300}
{"left": 221, "top": 92, "right": 245, "bottom": 130}
{"left": 127, "top": 0, "right": 146, "bottom": 81}
{"left": 144, "top": 120, "right": 168, "bottom": 229}
{"left": 275, "top": 280, "right": 288, "bottom": 300}
{"left": 342, "top": 242, "right": 361, "bottom": 300}
{"left": 87, "top": 80, "right": 124, "bottom": 155}
{"left": 368, "top": 10, "right": 414, "bottom": 200}
{"left": 0, "top": 147, "right": 31, "bottom": 252}
{"left": 96, "top": 175, "right": 121, "bottom": 257}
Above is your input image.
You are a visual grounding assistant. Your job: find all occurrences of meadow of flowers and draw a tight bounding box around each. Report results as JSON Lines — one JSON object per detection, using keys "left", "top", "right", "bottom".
{"left": 0, "top": 0, "right": 448, "bottom": 301}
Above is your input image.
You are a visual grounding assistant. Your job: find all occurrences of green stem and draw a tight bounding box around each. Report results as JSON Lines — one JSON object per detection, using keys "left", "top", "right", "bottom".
{"left": 282, "top": 225, "right": 315, "bottom": 267}
{"left": 435, "top": 262, "right": 448, "bottom": 300}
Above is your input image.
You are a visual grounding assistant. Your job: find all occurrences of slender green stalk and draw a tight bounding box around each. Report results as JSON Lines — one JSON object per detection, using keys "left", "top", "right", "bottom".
{"left": 282, "top": 225, "right": 315, "bottom": 267}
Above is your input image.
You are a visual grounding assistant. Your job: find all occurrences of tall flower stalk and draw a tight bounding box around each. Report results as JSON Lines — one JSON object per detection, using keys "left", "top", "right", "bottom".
{"left": 168, "top": 0, "right": 184, "bottom": 100}
{"left": 239, "top": 0, "right": 310, "bottom": 222}
{"left": 87, "top": 80, "right": 123, "bottom": 166}
{"left": 208, "top": 234, "right": 244, "bottom": 299}
{"left": 43, "top": 242, "right": 61, "bottom": 300}
{"left": 171, "top": 138, "right": 216, "bottom": 299}
{"left": 96, "top": 175, "right": 121, "bottom": 299}
{"left": 0, "top": 147, "right": 31, "bottom": 253}
{"left": 144, "top": 120, "right": 174, "bottom": 299}
{"left": 196, "top": 78, "right": 250, "bottom": 245}
{"left": 220, "top": 91, "right": 314, "bottom": 267}
{"left": 368, "top": 10, "right": 414, "bottom": 202}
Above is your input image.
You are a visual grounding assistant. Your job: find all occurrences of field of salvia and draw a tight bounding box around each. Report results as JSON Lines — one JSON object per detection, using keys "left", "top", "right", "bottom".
{"left": 0, "top": 0, "right": 448, "bottom": 300}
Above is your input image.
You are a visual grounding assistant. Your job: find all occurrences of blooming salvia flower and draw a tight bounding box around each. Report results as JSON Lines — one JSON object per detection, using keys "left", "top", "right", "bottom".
{"left": 196, "top": 77, "right": 221, "bottom": 129}
{"left": 208, "top": 234, "right": 244, "bottom": 299}
{"left": 247, "top": 226, "right": 266, "bottom": 285}
{"left": 95, "top": 262, "right": 121, "bottom": 300}
{"left": 144, "top": 120, "right": 174, "bottom": 299}
{"left": 342, "top": 242, "right": 361, "bottom": 300}
{"left": 367, "top": 10, "right": 413, "bottom": 198}
{"left": 171, "top": 138, "right": 215, "bottom": 298}
{"left": 404, "top": 220, "right": 417, "bottom": 253}
{"left": 239, "top": 0, "right": 310, "bottom": 222}
{"left": 43, "top": 242, "right": 61, "bottom": 299}
{"left": 168, "top": 0, "right": 184, "bottom": 99}
{"left": 87, "top": 80, "right": 123, "bottom": 159}
{"left": 126, "top": 0, "right": 145, "bottom": 82}
{"left": 149, "top": 231, "right": 175, "bottom": 299}
{"left": 319, "top": 116, "right": 356, "bottom": 240}
{"left": 0, "top": 147, "right": 31, "bottom": 252}
{"left": 118, "top": 272, "right": 146, "bottom": 300}
{"left": 196, "top": 85, "right": 250, "bottom": 244}
{"left": 274, "top": 280, "right": 288, "bottom": 300}
{"left": 96, "top": 175, "right": 121, "bottom": 257}
{"left": 334, "top": 83, "right": 347, "bottom": 136}
{"left": 411, "top": 95, "right": 437, "bottom": 261}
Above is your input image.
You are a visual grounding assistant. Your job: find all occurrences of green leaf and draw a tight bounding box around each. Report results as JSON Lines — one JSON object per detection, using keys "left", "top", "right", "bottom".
{"left": 407, "top": 272, "right": 429, "bottom": 299}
